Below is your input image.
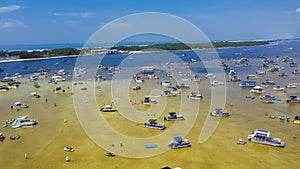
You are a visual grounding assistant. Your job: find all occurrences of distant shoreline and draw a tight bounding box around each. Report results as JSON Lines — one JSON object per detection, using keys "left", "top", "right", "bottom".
{"left": 0, "top": 40, "right": 278, "bottom": 63}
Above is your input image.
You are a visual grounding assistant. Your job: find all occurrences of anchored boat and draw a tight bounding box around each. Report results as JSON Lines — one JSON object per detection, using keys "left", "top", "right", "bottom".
{"left": 145, "top": 119, "right": 166, "bottom": 130}
{"left": 168, "top": 136, "right": 191, "bottom": 149}
{"left": 164, "top": 112, "right": 184, "bottom": 121}
{"left": 247, "top": 129, "right": 285, "bottom": 147}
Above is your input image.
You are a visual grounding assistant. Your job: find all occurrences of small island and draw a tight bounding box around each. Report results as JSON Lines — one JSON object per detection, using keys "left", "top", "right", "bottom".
{"left": 0, "top": 40, "right": 272, "bottom": 61}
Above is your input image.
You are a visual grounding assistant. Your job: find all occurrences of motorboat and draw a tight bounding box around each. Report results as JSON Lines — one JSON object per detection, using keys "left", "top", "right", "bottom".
{"left": 54, "top": 87, "right": 65, "bottom": 93}
{"left": 237, "top": 139, "right": 247, "bottom": 145}
{"left": 1, "top": 77, "right": 14, "bottom": 82}
{"left": 29, "top": 92, "right": 41, "bottom": 98}
{"left": 164, "top": 112, "right": 184, "bottom": 121}
{"left": 250, "top": 86, "right": 265, "bottom": 94}
{"left": 143, "top": 97, "right": 157, "bottom": 104}
{"left": 161, "top": 91, "right": 176, "bottom": 97}
{"left": 292, "top": 69, "right": 300, "bottom": 74}
{"left": 228, "top": 70, "right": 237, "bottom": 76}
{"left": 12, "top": 119, "right": 37, "bottom": 129}
{"left": 273, "top": 86, "right": 284, "bottom": 91}
{"left": 13, "top": 102, "right": 29, "bottom": 109}
{"left": 230, "top": 75, "right": 241, "bottom": 81}
{"left": 176, "top": 83, "right": 190, "bottom": 89}
{"left": 286, "top": 83, "right": 297, "bottom": 88}
{"left": 144, "top": 119, "right": 166, "bottom": 130}
{"left": 256, "top": 70, "right": 266, "bottom": 75}
{"left": 294, "top": 116, "right": 300, "bottom": 124}
{"left": 262, "top": 80, "right": 275, "bottom": 85}
{"left": 100, "top": 105, "right": 117, "bottom": 112}
{"left": 187, "top": 92, "right": 203, "bottom": 99}
{"left": 104, "top": 152, "right": 115, "bottom": 157}
{"left": 0, "top": 133, "right": 5, "bottom": 141}
{"left": 132, "top": 86, "right": 141, "bottom": 90}
{"left": 210, "top": 108, "right": 230, "bottom": 117}
{"left": 162, "top": 80, "right": 171, "bottom": 86}
{"left": 135, "top": 78, "right": 144, "bottom": 83}
{"left": 51, "top": 75, "right": 66, "bottom": 82}
{"left": 64, "top": 147, "right": 74, "bottom": 152}
{"left": 247, "top": 129, "right": 285, "bottom": 147}
{"left": 259, "top": 94, "right": 276, "bottom": 100}
{"left": 246, "top": 75, "right": 257, "bottom": 80}
{"left": 240, "top": 81, "right": 256, "bottom": 87}
{"left": 168, "top": 136, "right": 191, "bottom": 149}
{"left": 286, "top": 96, "right": 300, "bottom": 103}
{"left": 0, "top": 85, "right": 9, "bottom": 92}
{"left": 211, "top": 81, "right": 225, "bottom": 86}
{"left": 170, "top": 88, "right": 181, "bottom": 94}
{"left": 29, "top": 75, "right": 38, "bottom": 81}
{"left": 205, "top": 73, "right": 216, "bottom": 79}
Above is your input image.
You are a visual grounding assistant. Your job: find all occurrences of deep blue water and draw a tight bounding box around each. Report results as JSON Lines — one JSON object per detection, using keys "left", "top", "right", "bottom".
{"left": 0, "top": 39, "right": 299, "bottom": 79}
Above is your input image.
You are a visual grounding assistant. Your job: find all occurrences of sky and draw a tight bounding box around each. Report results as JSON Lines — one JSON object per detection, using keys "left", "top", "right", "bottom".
{"left": 0, "top": 0, "right": 300, "bottom": 45}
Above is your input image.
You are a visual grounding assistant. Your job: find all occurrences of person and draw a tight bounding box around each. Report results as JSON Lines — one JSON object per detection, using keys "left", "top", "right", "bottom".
{"left": 66, "top": 156, "right": 70, "bottom": 162}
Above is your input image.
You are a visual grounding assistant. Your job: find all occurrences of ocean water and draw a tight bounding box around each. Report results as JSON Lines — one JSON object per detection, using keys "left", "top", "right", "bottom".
{"left": 0, "top": 40, "right": 299, "bottom": 169}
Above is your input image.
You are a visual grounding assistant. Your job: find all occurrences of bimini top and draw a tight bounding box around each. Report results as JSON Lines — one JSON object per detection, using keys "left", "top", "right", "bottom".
{"left": 174, "top": 136, "right": 183, "bottom": 142}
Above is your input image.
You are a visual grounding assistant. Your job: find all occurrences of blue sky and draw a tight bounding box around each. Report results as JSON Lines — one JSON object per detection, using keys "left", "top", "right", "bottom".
{"left": 0, "top": 0, "right": 300, "bottom": 45}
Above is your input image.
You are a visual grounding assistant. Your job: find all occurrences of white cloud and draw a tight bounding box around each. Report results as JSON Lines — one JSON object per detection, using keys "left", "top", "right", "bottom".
{"left": 53, "top": 12, "right": 93, "bottom": 18}
{"left": 296, "top": 8, "right": 300, "bottom": 12}
{"left": 0, "top": 5, "right": 21, "bottom": 14}
{"left": 0, "top": 20, "right": 26, "bottom": 29}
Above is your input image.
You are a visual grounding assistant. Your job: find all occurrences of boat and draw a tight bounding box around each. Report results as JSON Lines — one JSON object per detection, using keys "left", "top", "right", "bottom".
{"left": 176, "top": 83, "right": 190, "bottom": 89}
{"left": 29, "top": 75, "right": 38, "bottom": 81}
{"left": 162, "top": 80, "right": 171, "bottom": 86}
{"left": 161, "top": 91, "right": 176, "bottom": 97}
{"left": 0, "top": 133, "right": 5, "bottom": 141}
{"left": 170, "top": 87, "right": 181, "bottom": 94}
{"left": 187, "top": 92, "right": 203, "bottom": 99}
{"left": 286, "top": 83, "right": 297, "bottom": 88}
{"left": 247, "top": 129, "right": 285, "bottom": 147}
{"left": 228, "top": 70, "right": 237, "bottom": 76}
{"left": 100, "top": 105, "right": 117, "bottom": 112}
{"left": 132, "top": 86, "right": 141, "bottom": 90}
{"left": 250, "top": 86, "right": 265, "bottom": 94}
{"left": 262, "top": 80, "right": 275, "bottom": 85}
{"left": 256, "top": 70, "right": 266, "bottom": 75}
{"left": 104, "top": 152, "right": 115, "bottom": 157}
{"left": 294, "top": 116, "right": 300, "bottom": 124}
{"left": 237, "top": 139, "right": 247, "bottom": 145}
{"left": 292, "top": 69, "right": 300, "bottom": 74}
{"left": 210, "top": 108, "right": 230, "bottom": 117}
{"left": 240, "top": 81, "right": 256, "bottom": 87}
{"left": 54, "top": 87, "right": 65, "bottom": 93}
{"left": 211, "top": 81, "right": 225, "bottom": 86}
{"left": 51, "top": 75, "right": 66, "bottom": 82}
{"left": 286, "top": 96, "right": 300, "bottom": 103}
{"left": 135, "top": 78, "right": 144, "bottom": 83}
{"left": 273, "top": 86, "right": 284, "bottom": 91}
{"left": 13, "top": 102, "right": 29, "bottom": 109}
{"left": 1, "top": 77, "right": 14, "bottom": 82}
{"left": 246, "top": 75, "right": 257, "bottom": 80}
{"left": 142, "top": 66, "right": 155, "bottom": 74}
{"left": 279, "top": 115, "right": 286, "bottom": 120}
{"left": 64, "top": 147, "right": 74, "bottom": 152}
{"left": 143, "top": 97, "right": 157, "bottom": 104}
{"left": 29, "top": 92, "right": 41, "bottom": 98}
{"left": 9, "top": 134, "right": 21, "bottom": 140}
{"left": 259, "top": 94, "right": 276, "bottom": 100}
{"left": 12, "top": 119, "right": 37, "bottom": 129}
{"left": 145, "top": 119, "right": 166, "bottom": 130}
{"left": 205, "top": 73, "right": 216, "bottom": 79}
{"left": 0, "top": 85, "right": 9, "bottom": 91}
{"left": 168, "top": 136, "right": 191, "bottom": 149}
{"left": 164, "top": 112, "right": 184, "bottom": 121}
{"left": 230, "top": 75, "right": 241, "bottom": 81}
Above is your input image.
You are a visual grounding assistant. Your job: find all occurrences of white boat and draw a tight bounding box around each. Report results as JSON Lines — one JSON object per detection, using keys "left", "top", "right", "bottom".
{"left": 144, "top": 119, "right": 165, "bottom": 130}
{"left": 164, "top": 112, "right": 184, "bottom": 121}
{"left": 273, "top": 86, "right": 284, "bottom": 91}
{"left": 0, "top": 85, "right": 9, "bottom": 91}
{"left": 13, "top": 102, "right": 29, "bottom": 109}
{"left": 143, "top": 97, "right": 157, "bottom": 104}
{"left": 29, "top": 92, "right": 40, "bottom": 98}
{"left": 228, "top": 70, "right": 237, "bottom": 76}
{"left": 51, "top": 75, "right": 66, "bottom": 82}
{"left": 161, "top": 91, "right": 176, "bottom": 97}
{"left": 211, "top": 81, "right": 225, "bottom": 86}
{"left": 188, "top": 92, "right": 203, "bottom": 99}
{"left": 162, "top": 80, "right": 171, "bottom": 86}
{"left": 286, "top": 83, "right": 297, "bottom": 88}
{"left": 168, "top": 136, "right": 191, "bottom": 149}
{"left": 205, "top": 73, "right": 216, "bottom": 79}
{"left": 100, "top": 105, "right": 117, "bottom": 112}
{"left": 12, "top": 119, "right": 37, "bottom": 129}
{"left": 30, "top": 75, "right": 38, "bottom": 81}
{"left": 247, "top": 129, "right": 285, "bottom": 147}
{"left": 250, "top": 86, "right": 265, "bottom": 94}
{"left": 210, "top": 108, "right": 230, "bottom": 117}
